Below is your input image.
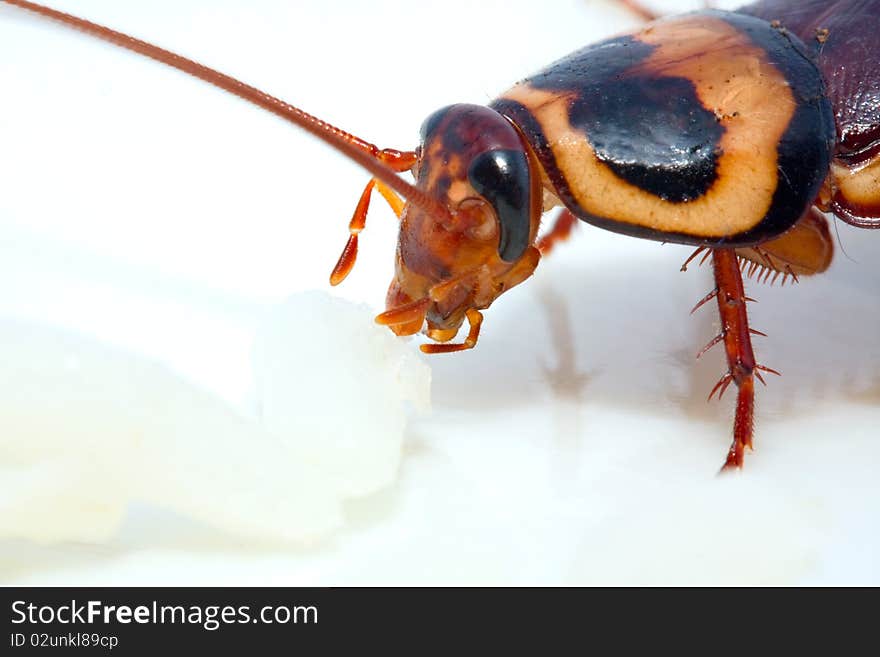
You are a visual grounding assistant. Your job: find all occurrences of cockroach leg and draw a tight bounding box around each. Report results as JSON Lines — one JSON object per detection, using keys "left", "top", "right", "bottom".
{"left": 756, "top": 363, "right": 781, "bottom": 377}
{"left": 707, "top": 372, "right": 734, "bottom": 401}
{"left": 696, "top": 333, "right": 724, "bottom": 360}
{"left": 329, "top": 178, "right": 375, "bottom": 285}
{"left": 709, "top": 248, "right": 779, "bottom": 472}
{"left": 680, "top": 246, "right": 707, "bottom": 272}
{"left": 735, "top": 208, "right": 833, "bottom": 284}
{"left": 537, "top": 208, "right": 578, "bottom": 255}
{"left": 689, "top": 287, "right": 718, "bottom": 314}
{"left": 725, "top": 377, "right": 755, "bottom": 469}
{"left": 421, "top": 309, "right": 483, "bottom": 354}
{"left": 374, "top": 180, "right": 405, "bottom": 218}
{"left": 327, "top": 178, "right": 406, "bottom": 286}
{"left": 329, "top": 150, "right": 416, "bottom": 286}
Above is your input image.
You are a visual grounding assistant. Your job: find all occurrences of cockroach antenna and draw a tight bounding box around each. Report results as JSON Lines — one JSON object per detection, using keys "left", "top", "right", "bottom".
{"left": 1, "top": 0, "right": 452, "bottom": 227}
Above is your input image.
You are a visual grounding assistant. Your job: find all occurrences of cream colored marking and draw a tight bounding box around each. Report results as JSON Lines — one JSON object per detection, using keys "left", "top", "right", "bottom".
{"left": 500, "top": 15, "right": 799, "bottom": 239}
{"left": 831, "top": 153, "right": 880, "bottom": 211}
{"left": 541, "top": 187, "right": 562, "bottom": 212}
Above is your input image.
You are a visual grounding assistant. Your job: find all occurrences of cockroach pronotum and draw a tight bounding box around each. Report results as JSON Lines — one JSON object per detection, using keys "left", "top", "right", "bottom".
{"left": 1, "top": 0, "right": 878, "bottom": 470}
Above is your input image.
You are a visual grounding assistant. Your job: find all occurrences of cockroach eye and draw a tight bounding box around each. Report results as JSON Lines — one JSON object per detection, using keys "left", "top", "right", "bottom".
{"left": 466, "top": 149, "right": 532, "bottom": 262}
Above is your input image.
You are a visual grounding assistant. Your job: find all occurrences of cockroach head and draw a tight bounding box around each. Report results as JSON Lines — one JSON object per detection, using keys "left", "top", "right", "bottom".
{"left": 383, "top": 104, "right": 542, "bottom": 343}
{"left": 0, "top": 1, "right": 545, "bottom": 355}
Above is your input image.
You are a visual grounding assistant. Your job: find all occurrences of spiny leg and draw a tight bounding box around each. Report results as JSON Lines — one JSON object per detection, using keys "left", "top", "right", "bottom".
{"left": 329, "top": 149, "right": 416, "bottom": 285}
{"left": 537, "top": 208, "right": 578, "bottom": 256}
{"left": 704, "top": 248, "right": 779, "bottom": 471}
{"left": 736, "top": 207, "right": 834, "bottom": 285}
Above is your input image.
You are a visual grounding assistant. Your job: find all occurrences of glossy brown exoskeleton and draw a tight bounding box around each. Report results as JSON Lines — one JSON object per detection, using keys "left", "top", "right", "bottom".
{"left": 2, "top": 0, "right": 878, "bottom": 470}
{"left": 739, "top": 0, "right": 880, "bottom": 227}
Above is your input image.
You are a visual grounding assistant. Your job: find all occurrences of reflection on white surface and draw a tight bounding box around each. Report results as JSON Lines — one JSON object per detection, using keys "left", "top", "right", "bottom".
{"left": 0, "top": 0, "right": 878, "bottom": 585}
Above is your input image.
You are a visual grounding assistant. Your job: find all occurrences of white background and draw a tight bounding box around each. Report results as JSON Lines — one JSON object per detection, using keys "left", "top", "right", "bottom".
{"left": 0, "top": 0, "right": 878, "bottom": 584}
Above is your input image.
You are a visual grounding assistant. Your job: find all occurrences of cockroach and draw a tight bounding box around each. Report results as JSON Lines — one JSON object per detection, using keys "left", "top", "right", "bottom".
{"left": 1, "top": 0, "right": 878, "bottom": 470}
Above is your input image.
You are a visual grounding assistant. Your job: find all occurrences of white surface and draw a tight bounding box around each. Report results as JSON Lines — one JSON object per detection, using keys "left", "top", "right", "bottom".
{"left": 0, "top": 294, "right": 429, "bottom": 545}
{"left": 0, "top": 0, "right": 878, "bottom": 585}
